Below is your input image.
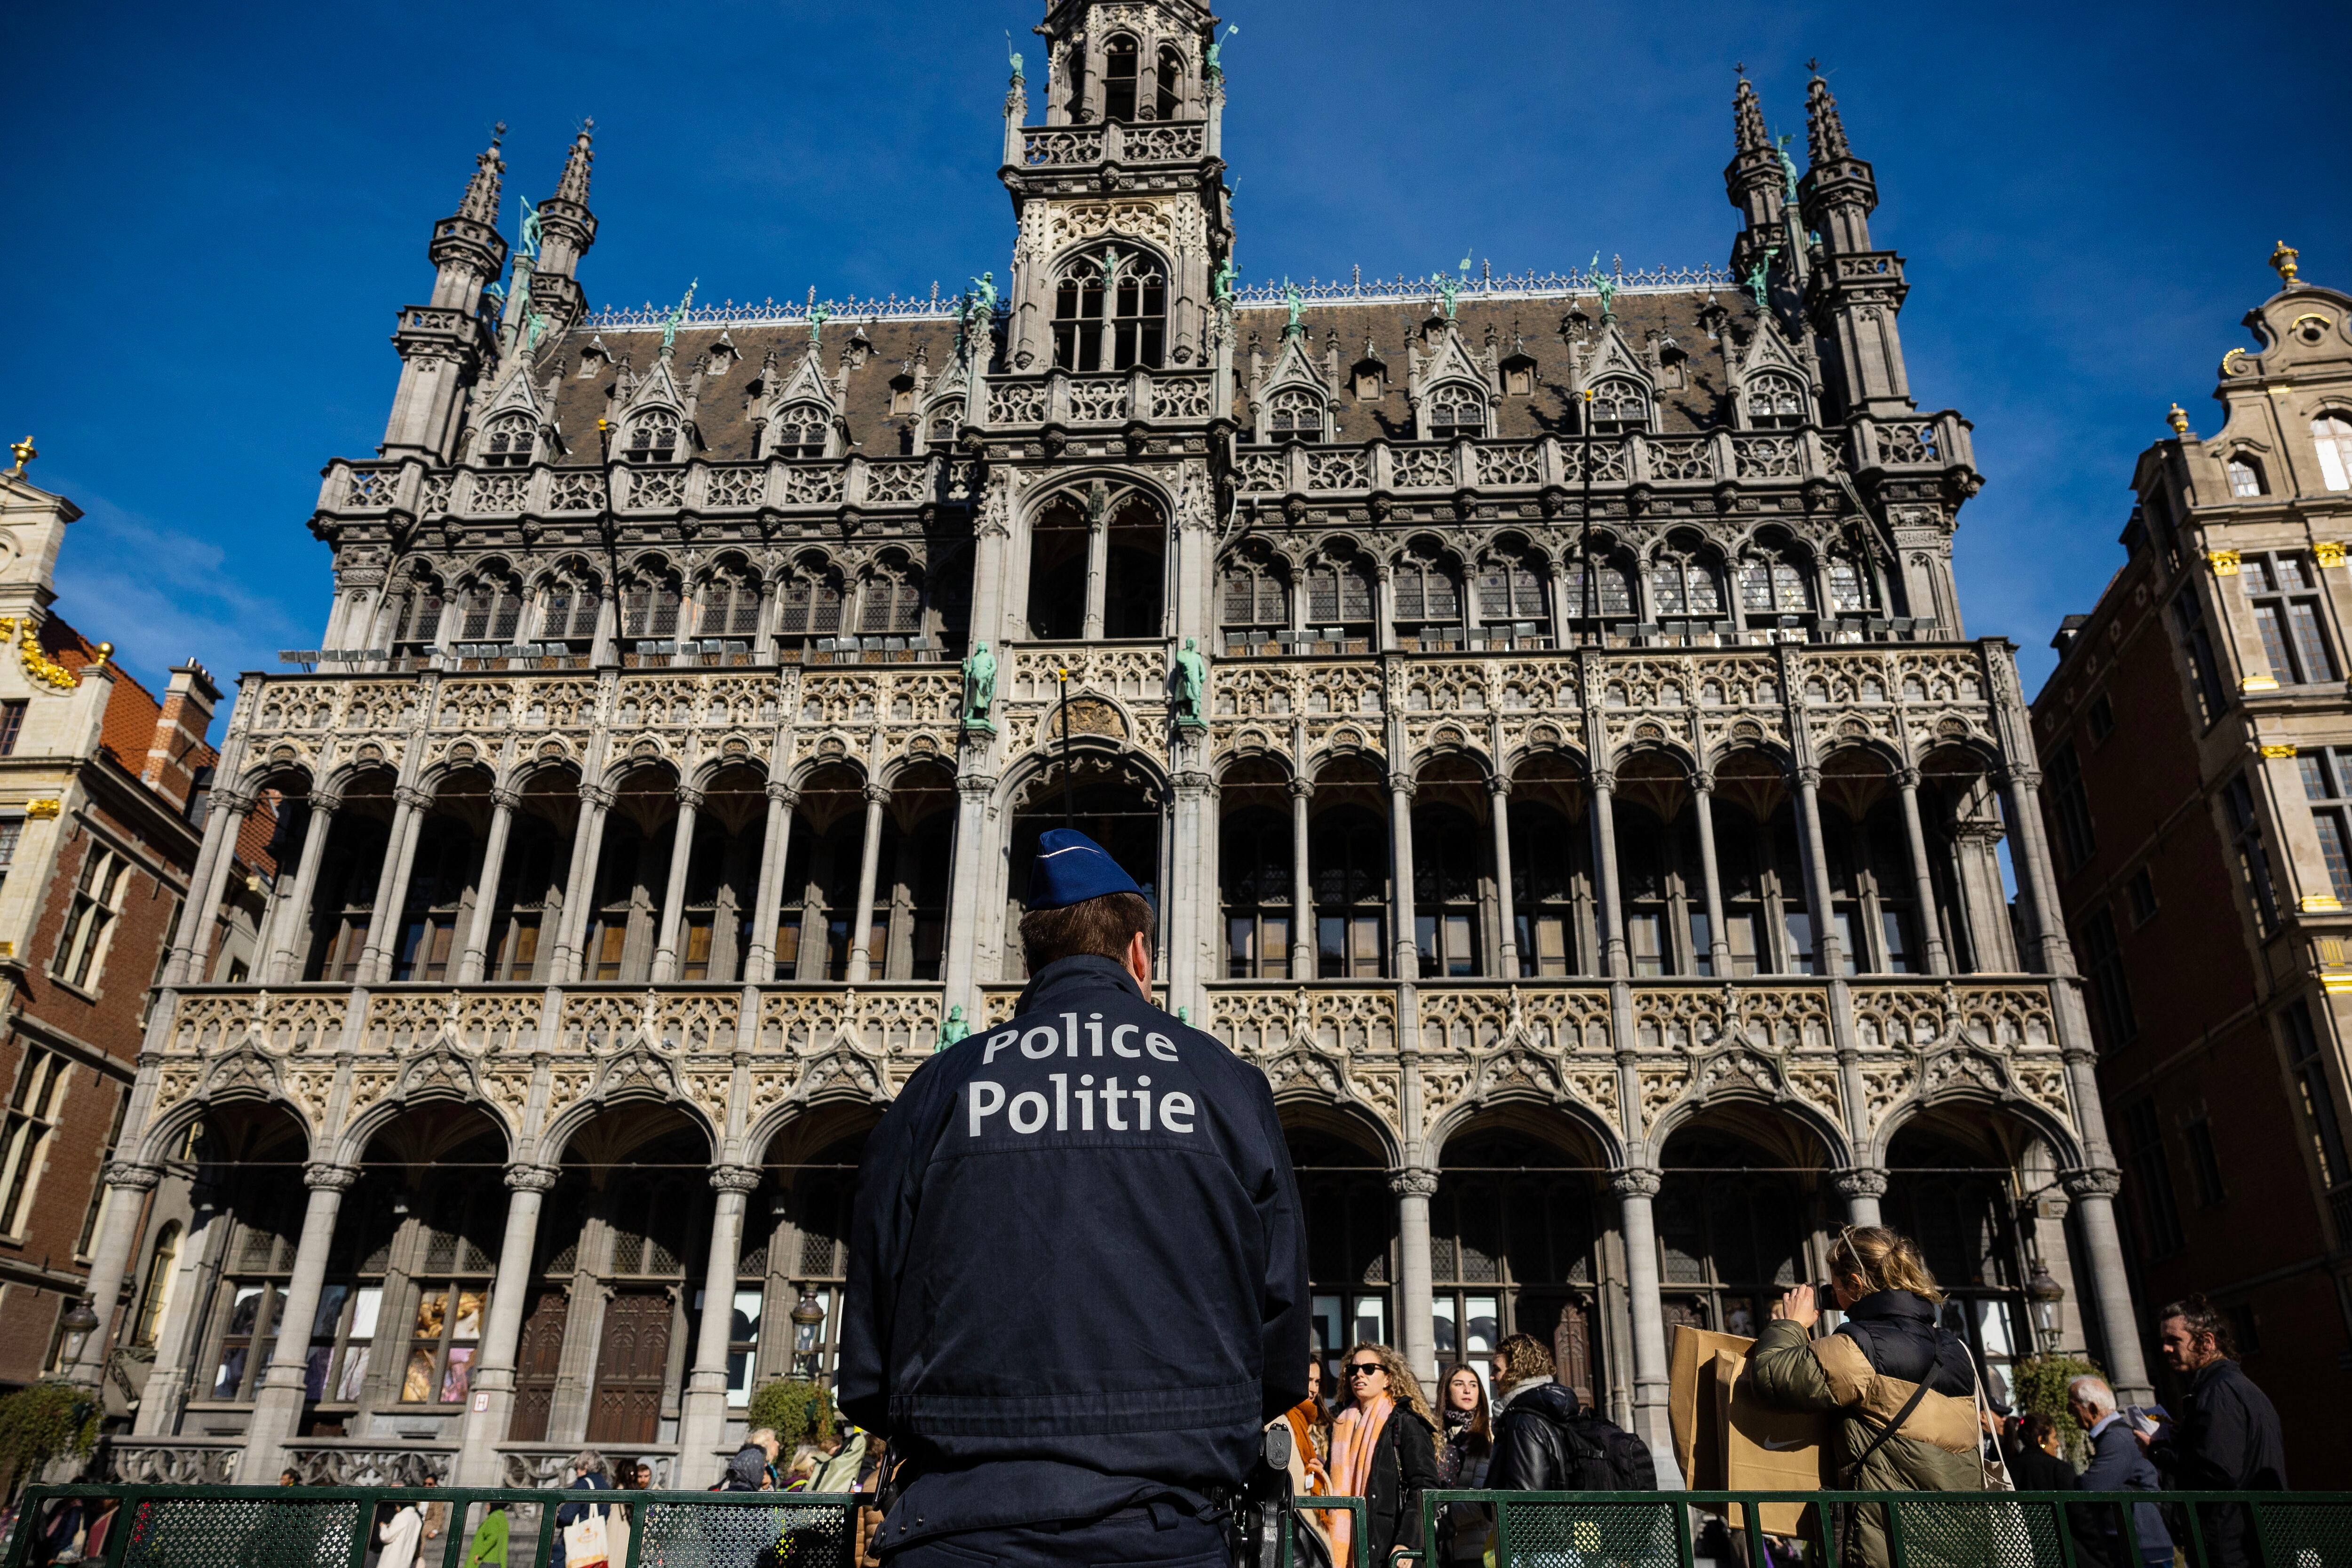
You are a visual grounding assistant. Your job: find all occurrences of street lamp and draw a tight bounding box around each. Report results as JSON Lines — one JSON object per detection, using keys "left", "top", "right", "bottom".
{"left": 58, "top": 1298, "right": 101, "bottom": 1370}
{"left": 2026, "top": 1264, "right": 2066, "bottom": 1349}
{"left": 790, "top": 1290, "right": 826, "bottom": 1378}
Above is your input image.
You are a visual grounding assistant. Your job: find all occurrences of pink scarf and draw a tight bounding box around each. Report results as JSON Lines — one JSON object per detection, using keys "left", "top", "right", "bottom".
{"left": 1327, "top": 1395, "right": 1393, "bottom": 1566}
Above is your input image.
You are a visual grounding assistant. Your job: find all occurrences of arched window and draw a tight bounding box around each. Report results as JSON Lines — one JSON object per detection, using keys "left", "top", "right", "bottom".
{"left": 1221, "top": 555, "right": 1289, "bottom": 634}
{"left": 2312, "top": 414, "right": 2352, "bottom": 491}
{"left": 1304, "top": 555, "right": 1375, "bottom": 628}
{"left": 1562, "top": 555, "right": 1634, "bottom": 621}
{"left": 1103, "top": 35, "right": 1140, "bottom": 120}
{"left": 860, "top": 564, "right": 924, "bottom": 635}
{"left": 1155, "top": 45, "right": 1185, "bottom": 119}
{"left": 621, "top": 568, "right": 683, "bottom": 640}
{"left": 774, "top": 566, "right": 845, "bottom": 641}
{"left": 2228, "top": 456, "right": 2266, "bottom": 498}
{"left": 1313, "top": 807, "right": 1390, "bottom": 978}
{"left": 927, "top": 400, "right": 964, "bottom": 448}
{"left": 539, "top": 571, "right": 602, "bottom": 645}
{"left": 1747, "top": 373, "right": 1807, "bottom": 431}
{"left": 1264, "top": 387, "right": 1325, "bottom": 444}
{"left": 1426, "top": 384, "right": 1487, "bottom": 441}
{"left": 480, "top": 413, "right": 536, "bottom": 467}
{"left": 392, "top": 573, "right": 445, "bottom": 650}
{"left": 1053, "top": 252, "right": 1167, "bottom": 372}
{"left": 1649, "top": 548, "right": 1724, "bottom": 619}
{"left": 457, "top": 575, "right": 524, "bottom": 643}
{"left": 1477, "top": 550, "right": 1549, "bottom": 625}
{"left": 1413, "top": 807, "right": 1484, "bottom": 977}
{"left": 1587, "top": 378, "right": 1649, "bottom": 436}
{"left": 133, "top": 1221, "right": 182, "bottom": 1346}
{"left": 773, "top": 403, "right": 829, "bottom": 460}
{"left": 1737, "top": 542, "right": 1815, "bottom": 619}
{"left": 698, "top": 566, "right": 761, "bottom": 639}
{"left": 623, "top": 410, "right": 680, "bottom": 464}
{"left": 1392, "top": 548, "right": 1462, "bottom": 629}
{"left": 1827, "top": 555, "right": 1876, "bottom": 615}
{"left": 1222, "top": 808, "right": 1293, "bottom": 978}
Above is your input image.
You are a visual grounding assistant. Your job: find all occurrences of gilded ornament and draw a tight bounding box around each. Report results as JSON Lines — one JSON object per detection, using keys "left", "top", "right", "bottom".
{"left": 2166, "top": 403, "right": 2189, "bottom": 436}
{"left": 2259, "top": 744, "right": 2298, "bottom": 759}
{"left": 0, "top": 618, "right": 81, "bottom": 691}
{"left": 2270, "top": 240, "right": 2299, "bottom": 285}
{"left": 2206, "top": 549, "right": 2240, "bottom": 576}
{"left": 2316, "top": 541, "right": 2347, "bottom": 570}
{"left": 6, "top": 436, "right": 32, "bottom": 476}
{"left": 2300, "top": 895, "right": 2343, "bottom": 914}
{"left": 24, "top": 799, "right": 60, "bottom": 820}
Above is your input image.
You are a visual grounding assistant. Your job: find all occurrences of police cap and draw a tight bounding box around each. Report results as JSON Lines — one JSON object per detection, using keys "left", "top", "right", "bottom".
{"left": 1026, "top": 828, "right": 1144, "bottom": 911}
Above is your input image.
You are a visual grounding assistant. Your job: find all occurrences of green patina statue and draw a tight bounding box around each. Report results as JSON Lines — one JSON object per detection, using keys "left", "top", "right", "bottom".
{"left": 1005, "top": 31, "right": 1024, "bottom": 81}
{"left": 661, "top": 279, "right": 698, "bottom": 356}
{"left": 1284, "top": 282, "right": 1304, "bottom": 334}
{"left": 517, "top": 198, "right": 543, "bottom": 262}
{"left": 1776, "top": 133, "right": 1801, "bottom": 206}
{"left": 1743, "top": 246, "right": 1779, "bottom": 315}
{"left": 807, "top": 299, "right": 832, "bottom": 350}
{"left": 1206, "top": 23, "right": 1237, "bottom": 77}
{"left": 962, "top": 641, "right": 997, "bottom": 726}
{"left": 1589, "top": 253, "right": 1617, "bottom": 320}
{"left": 937, "top": 1005, "right": 972, "bottom": 1052}
{"left": 1174, "top": 638, "right": 1207, "bottom": 724}
{"left": 1213, "top": 255, "right": 1236, "bottom": 305}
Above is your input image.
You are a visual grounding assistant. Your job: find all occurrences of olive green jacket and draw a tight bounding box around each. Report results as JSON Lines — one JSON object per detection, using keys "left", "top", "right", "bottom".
{"left": 1748, "top": 1318, "right": 1983, "bottom": 1568}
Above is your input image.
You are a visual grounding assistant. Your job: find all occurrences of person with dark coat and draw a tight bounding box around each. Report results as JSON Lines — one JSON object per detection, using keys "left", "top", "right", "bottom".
{"left": 1994, "top": 1410, "right": 2079, "bottom": 1493}
{"left": 2064, "top": 1376, "right": 2171, "bottom": 1568}
{"left": 1326, "top": 1344, "right": 1442, "bottom": 1565}
{"left": 548, "top": 1451, "right": 611, "bottom": 1568}
{"left": 2140, "top": 1296, "right": 2286, "bottom": 1568}
{"left": 1484, "top": 1332, "right": 1590, "bottom": 1493}
{"left": 841, "top": 830, "right": 1311, "bottom": 1568}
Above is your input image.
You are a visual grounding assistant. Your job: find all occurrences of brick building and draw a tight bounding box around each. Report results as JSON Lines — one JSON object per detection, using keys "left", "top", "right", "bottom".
{"left": 2031, "top": 246, "right": 2352, "bottom": 1477}
{"left": 69, "top": 1, "right": 2149, "bottom": 1489}
{"left": 0, "top": 448, "right": 270, "bottom": 1407}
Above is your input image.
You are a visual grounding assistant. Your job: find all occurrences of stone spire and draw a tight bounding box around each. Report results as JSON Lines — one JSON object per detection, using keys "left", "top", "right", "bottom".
{"left": 1804, "top": 69, "right": 1852, "bottom": 164}
{"left": 533, "top": 119, "right": 600, "bottom": 337}
{"left": 1797, "top": 63, "right": 1877, "bottom": 256}
{"left": 1724, "top": 69, "right": 1786, "bottom": 280}
{"left": 457, "top": 124, "right": 506, "bottom": 226}
{"left": 1795, "top": 65, "right": 1910, "bottom": 418}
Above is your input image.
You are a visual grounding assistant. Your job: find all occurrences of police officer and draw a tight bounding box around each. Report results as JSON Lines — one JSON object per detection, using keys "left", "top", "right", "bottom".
{"left": 841, "top": 829, "right": 1311, "bottom": 1566}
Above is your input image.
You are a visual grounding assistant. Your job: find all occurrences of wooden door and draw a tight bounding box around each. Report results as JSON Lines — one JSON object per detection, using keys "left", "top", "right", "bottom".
{"left": 587, "top": 1291, "right": 673, "bottom": 1444}
{"left": 507, "top": 1290, "right": 569, "bottom": 1443}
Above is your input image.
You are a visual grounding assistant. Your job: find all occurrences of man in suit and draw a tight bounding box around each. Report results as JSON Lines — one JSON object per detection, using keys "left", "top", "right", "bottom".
{"left": 2070, "top": 1376, "right": 2171, "bottom": 1568}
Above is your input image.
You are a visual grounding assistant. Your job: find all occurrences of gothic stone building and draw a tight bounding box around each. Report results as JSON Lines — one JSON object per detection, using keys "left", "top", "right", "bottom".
{"left": 2032, "top": 249, "right": 2352, "bottom": 1478}
{"left": 74, "top": 1, "right": 2146, "bottom": 1489}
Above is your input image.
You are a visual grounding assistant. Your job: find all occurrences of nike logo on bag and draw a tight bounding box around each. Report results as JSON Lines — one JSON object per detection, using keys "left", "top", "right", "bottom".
{"left": 1759, "top": 1438, "right": 1808, "bottom": 1451}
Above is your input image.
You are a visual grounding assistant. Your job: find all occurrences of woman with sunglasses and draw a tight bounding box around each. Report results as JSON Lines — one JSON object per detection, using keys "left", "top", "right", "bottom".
{"left": 1325, "top": 1344, "right": 1442, "bottom": 1565}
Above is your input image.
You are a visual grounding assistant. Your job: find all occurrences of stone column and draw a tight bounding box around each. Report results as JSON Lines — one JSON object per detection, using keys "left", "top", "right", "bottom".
{"left": 651, "top": 786, "right": 704, "bottom": 982}
{"left": 1590, "top": 769, "right": 1628, "bottom": 977}
{"left": 1168, "top": 767, "right": 1214, "bottom": 1019}
{"left": 360, "top": 786, "right": 431, "bottom": 983}
{"left": 1691, "top": 773, "right": 1732, "bottom": 977}
{"left": 1289, "top": 779, "right": 1317, "bottom": 979}
{"left": 1833, "top": 1166, "right": 1889, "bottom": 1228}
{"left": 168, "top": 789, "right": 256, "bottom": 986}
{"left": 746, "top": 785, "right": 796, "bottom": 984}
{"left": 941, "top": 774, "right": 995, "bottom": 1013}
{"left": 1082, "top": 507, "right": 1110, "bottom": 640}
{"left": 267, "top": 793, "right": 339, "bottom": 985}
{"left": 1391, "top": 1166, "right": 1440, "bottom": 1386}
{"left": 845, "top": 783, "right": 891, "bottom": 983}
{"left": 2066, "top": 1169, "right": 2153, "bottom": 1402}
{"left": 1793, "top": 765, "right": 1846, "bottom": 975}
{"left": 242, "top": 1163, "right": 358, "bottom": 1481}
{"left": 64, "top": 1161, "right": 162, "bottom": 1386}
{"left": 454, "top": 1164, "right": 557, "bottom": 1485}
{"left": 1896, "top": 768, "right": 1952, "bottom": 975}
{"left": 1612, "top": 1167, "right": 1675, "bottom": 1470}
{"left": 677, "top": 1165, "right": 762, "bottom": 1488}
{"left": 2003, "top": 766, "right": 2072, "bottom": 974}
{"left": 1388, "top": 772, "right": 1419, "bottom": 981}
{"left": 553, "top": 785, "right": 613, "bottom": 984}
{"left": 1488, "top": 776, "right": 1520, "bottom": 979}
{"left": 457, "top": 788, "right": 521, "bottom": 984}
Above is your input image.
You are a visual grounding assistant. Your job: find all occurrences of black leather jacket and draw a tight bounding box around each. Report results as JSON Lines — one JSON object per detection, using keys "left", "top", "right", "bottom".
{"left": 1486, "top": 1378, "right": 1583, "bottom": 1492}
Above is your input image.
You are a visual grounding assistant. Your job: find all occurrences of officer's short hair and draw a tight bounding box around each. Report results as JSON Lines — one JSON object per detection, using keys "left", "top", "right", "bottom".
{"left": 1020, "top": 891, "right": 1156, "bottom": 972}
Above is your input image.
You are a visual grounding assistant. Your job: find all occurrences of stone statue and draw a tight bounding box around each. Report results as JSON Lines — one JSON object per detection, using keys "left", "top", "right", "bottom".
{"left": 1174, "top": 638, "right": 1207, "bottom": 724}
{"left": 962, "top": 641, "right": 997, "bottom": 725}
{"left": 1206, "top": 23, "right": 1237, "bottom": 77}
{"left": 662, "top": 279, "right": 697, "bottom": 356}
{"left": 938, "top": 1005, "right": 972, "bottom": 1052}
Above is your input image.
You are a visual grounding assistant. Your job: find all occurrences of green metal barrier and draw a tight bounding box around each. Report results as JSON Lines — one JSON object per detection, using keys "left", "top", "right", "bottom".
{"left": 0, "top": 1485, "right": 864, "bottom": 1568}
{"left": 1417, "top": 1490, "right": 2352, "bottom": 1568}
{"left": 1282, "top": 1496, "right": 1369, "bottom": 1568}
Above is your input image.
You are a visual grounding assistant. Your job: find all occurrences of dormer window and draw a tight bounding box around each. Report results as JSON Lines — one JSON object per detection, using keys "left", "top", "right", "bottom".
{"left": 624, "top": 411, "right": 680, "bottom": 464}
{"left": 2229, "top": 457, "right": 2267, "bottom": 498}
{"left": 928, "top": 400, "right": 964, "bottom": 448}
{"left": 1104, "top": 36, "right": 1140, "bottom": 120}
{"left": 481, "top": 414, "right": 536, "bottom": 467}
{"left": 1502, "top": 358, "right": 1537, "bottom": 397}
{"left": 1747, "top": 372, "right": 1807, "bottom": 431}
{"left": 1426, "top": 384, "right": 1486, "bottom": 441}
{"left": 774, "top": 403, "right": 829, "bottom": 460}
{"left": 1264, "top": 388, "right": 1324, "bottom": 444}
{"left": 889, "top": 376, "right": 917, "bottom": 416}
{"left": 1587, "top": 378, "right": 1649, "bottom": 436}
{"left": 1054, "top": 253, "right": 1166, "bottom": 372}
{"left": 1353, "top": 364, "right": 1386, "bottom": 401}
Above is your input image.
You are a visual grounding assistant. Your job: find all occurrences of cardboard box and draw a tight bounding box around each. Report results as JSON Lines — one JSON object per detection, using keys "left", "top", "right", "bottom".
{"left": 1714, "top": 1348, "right": 1832, "bottom": 1536}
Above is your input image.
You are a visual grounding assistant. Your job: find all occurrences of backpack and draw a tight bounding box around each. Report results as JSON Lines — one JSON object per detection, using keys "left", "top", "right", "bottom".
{"left": 1557, "top": 1409, "right": 1658, "bottom": 1491}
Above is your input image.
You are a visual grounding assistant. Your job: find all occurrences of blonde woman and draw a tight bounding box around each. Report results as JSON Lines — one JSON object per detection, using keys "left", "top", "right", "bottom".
{"left": 1749, "top": 1227, "right": 1984, "bottom": 1568}
{"left": 1326, "top": 1343, "right": 1442, "bottom": 1565}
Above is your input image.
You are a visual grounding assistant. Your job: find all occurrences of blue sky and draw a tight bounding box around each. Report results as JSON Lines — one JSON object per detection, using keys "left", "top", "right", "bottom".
{"left": 6, "top": 0, "right": 2344, "bottom": 707}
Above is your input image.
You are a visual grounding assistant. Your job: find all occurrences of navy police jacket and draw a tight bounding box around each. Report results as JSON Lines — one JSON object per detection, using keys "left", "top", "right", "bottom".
{"left": 840, "top": 955, "right": 1311, "bottom": 1546}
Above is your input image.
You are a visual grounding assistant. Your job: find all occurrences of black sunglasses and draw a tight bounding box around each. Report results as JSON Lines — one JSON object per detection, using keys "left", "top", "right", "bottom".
{"left": 1343, "top": 1362, "right": 1384, "bottom": 1376}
